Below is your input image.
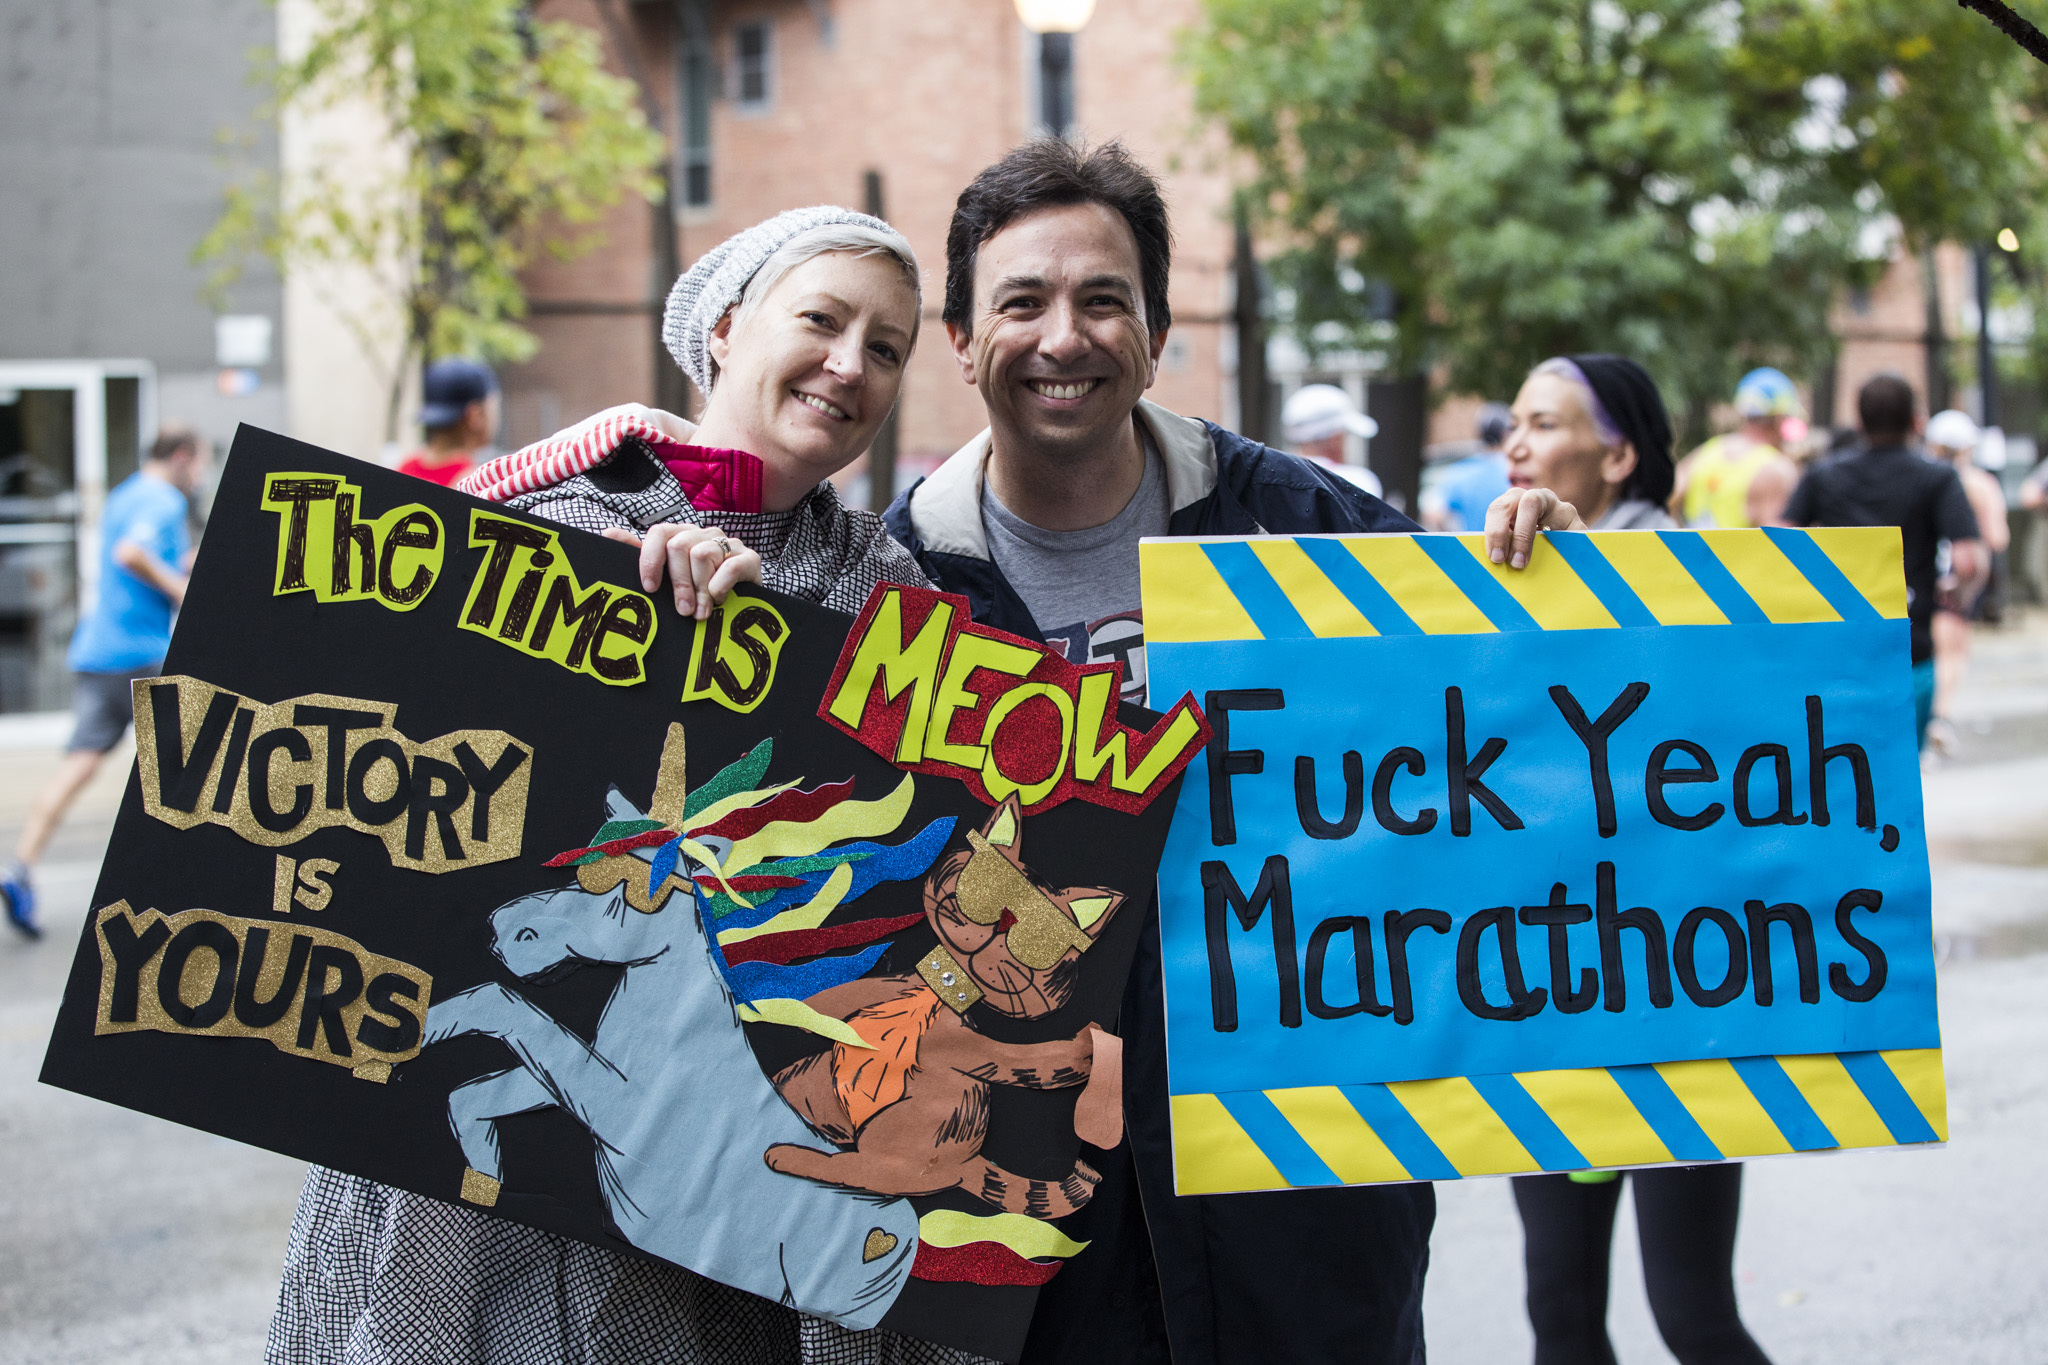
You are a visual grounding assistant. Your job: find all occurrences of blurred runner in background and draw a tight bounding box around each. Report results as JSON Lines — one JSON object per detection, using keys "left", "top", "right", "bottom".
{"left": 396, "top": 358, "right": 500, "bottom": 487}
{"left": 1924, "top": 408, "right": 2010, "bottom": 754}
{"left": 1672, "top": 367, "right": 1802, "bottom": 528}
{"left": 4, "top": 426, "right": 207, "bottom": 939}
{"left": 1423, "top": 402, "right": 1513, "bottom": 531}
{"left": 1784, "top": 374, "right": 1982, "bottom": 748}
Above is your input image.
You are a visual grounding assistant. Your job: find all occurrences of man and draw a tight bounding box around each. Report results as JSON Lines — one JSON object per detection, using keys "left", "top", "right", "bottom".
{"left": 1784, "top": 373, "right": 1982, "bottom": 748}
{"left": 1423, "top": 401, "right": 1513, "bottom": 531}
{"left": 4, "top": 426, "right": 206, "bottom": 937}
{"left": 885, "top": 139, "right": 1431, "bottom": 1365}
{"left": 1672, "top": 366, "right": 1802, "bottom": 528}
{"left": 1281, "top": 382, "right": 1383, "bottom": 496}
{"left": 396, "top": 357, "right": 500, "bottom": 486}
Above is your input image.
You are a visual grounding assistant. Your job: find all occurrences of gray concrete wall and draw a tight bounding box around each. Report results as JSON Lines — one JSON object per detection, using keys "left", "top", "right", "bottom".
{"left": 0, "top": 0, "right": 287, "bottom": 442}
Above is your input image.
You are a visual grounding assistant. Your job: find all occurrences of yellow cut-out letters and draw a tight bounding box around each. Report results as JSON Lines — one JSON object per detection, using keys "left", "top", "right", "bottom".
{"left": 263, "top": 472, "right": 443, "bottom": 611}
{"left": 461, "top": 511, "right": 657, "bottom": 686}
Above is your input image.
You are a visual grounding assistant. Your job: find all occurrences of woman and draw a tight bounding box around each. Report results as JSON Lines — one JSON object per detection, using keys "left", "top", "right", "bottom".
{"left": 1497, "top": 354, "right": 1678, "bottom": 548}
{"left": 269, "top": 207, "right": 995, "bottom": 1365}
{"left": 1489, "top": 355, "right": 1773, "bottom": 1365}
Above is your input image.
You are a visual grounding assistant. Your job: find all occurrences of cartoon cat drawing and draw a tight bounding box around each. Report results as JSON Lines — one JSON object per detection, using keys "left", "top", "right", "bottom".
{"left": 763, "top": 796, "right": 1126, "bottom": 1218}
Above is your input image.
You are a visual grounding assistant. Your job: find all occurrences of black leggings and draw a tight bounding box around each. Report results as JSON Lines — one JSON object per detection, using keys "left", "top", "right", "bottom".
{"left": 1512, "top": 1165, "right": 1772, "bottom": 1365}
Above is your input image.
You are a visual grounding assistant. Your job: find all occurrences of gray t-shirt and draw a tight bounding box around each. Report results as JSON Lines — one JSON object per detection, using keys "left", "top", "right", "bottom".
{"left": 981, "top": 440, "right": 1169, "bottom": 705}
{"left": 1592, "top": 497, "right": 1678, "bottom": 530}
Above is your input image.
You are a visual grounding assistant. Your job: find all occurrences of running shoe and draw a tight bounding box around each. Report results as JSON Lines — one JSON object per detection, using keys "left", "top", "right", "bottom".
{"left": 3, "top": 872, "right": 39, "bottom": 940}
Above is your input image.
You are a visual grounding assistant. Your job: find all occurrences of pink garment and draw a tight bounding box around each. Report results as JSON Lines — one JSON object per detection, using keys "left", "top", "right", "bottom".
{"left": 660, "top": 445, "right": 763, "bottom": 515}
{"left": 457, "top": 412, "right": 763, "bottom": 514}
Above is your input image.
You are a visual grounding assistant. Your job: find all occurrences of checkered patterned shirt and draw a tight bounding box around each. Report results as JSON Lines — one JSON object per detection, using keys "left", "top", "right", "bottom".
{"left": 491, "top": 431, "right": 928, "bottom": 617}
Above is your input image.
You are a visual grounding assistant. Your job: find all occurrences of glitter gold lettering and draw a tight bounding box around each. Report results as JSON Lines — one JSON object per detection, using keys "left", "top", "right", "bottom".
{"left": 92, "top": 901, "right": 431, "bottom": 1074}
{"left": 133, "top": 676, "right": 531, "bottom": 873}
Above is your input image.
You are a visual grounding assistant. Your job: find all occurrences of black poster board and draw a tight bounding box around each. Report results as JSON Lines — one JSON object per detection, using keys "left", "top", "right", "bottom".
{"left": 39, "top": 427, "right": 1200, "bottom": 1362}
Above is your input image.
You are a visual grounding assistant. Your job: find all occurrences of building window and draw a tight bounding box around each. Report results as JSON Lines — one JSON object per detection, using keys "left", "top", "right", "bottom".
{"left": 677, "top": 1, "right": 713, "bottom": 207}
{"left": 734, "top": 21, "right": 773, "bottom": 112}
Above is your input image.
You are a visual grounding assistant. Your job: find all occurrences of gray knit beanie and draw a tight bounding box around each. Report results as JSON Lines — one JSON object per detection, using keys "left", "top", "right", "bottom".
{"left": 662, "top": 205, "right": 902, "bottom": 395}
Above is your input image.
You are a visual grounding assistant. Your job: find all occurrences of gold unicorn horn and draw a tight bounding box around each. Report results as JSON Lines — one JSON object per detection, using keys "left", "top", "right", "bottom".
{"left": 650, "top": 723, "right": 688, "bottom": 830}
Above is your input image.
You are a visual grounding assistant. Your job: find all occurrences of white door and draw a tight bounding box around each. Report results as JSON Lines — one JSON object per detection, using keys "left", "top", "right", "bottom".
{"left": 0, "top": 361, "right": 156, "bottom": 712}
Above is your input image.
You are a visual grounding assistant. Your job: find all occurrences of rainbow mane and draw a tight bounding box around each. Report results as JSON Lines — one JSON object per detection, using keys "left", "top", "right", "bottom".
{"left": 546, "top": 729, "right": 951, "bottom": 1046}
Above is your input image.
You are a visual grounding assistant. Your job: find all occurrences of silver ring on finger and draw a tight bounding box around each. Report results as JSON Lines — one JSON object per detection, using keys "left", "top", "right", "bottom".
{"left": 715, "top": 537, "right": 731, "bottom": 558}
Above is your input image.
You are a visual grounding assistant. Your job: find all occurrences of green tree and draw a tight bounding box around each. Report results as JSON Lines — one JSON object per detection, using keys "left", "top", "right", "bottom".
{"left": 201, "top": 0, "right": 665, "bottom": 438}
{"left": 1791, "top": 0, "right": 2048, "bottom": 410}
{"left": 1186, "top": 0, "right": 2048, "bottom": 439}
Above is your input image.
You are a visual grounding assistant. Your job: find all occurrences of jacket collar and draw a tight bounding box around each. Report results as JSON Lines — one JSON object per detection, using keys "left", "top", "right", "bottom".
{"left": 906, "top": 399, "right": 1219, "bottom": 562}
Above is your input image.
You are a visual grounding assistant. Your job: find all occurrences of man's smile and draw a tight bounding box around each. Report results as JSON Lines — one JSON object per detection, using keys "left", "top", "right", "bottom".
{"left": 1024, "top": 378, "right": 1104, "bottom": 402}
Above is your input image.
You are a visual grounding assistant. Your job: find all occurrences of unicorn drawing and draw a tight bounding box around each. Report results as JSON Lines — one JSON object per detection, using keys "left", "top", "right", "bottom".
{"left": 420, "top": 723, "right": 953, "bottom": 1329}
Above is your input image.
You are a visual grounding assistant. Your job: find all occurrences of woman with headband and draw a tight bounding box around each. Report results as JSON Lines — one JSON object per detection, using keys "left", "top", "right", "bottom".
{"left": 267, "top": 207, "right": 1000, "bottom": 1365}
{"left": 1489, "top": 356, "right": 1773, "bottom": 1365}
{"left": 1487, "top": 354, "right": 1680, "bottom": 562}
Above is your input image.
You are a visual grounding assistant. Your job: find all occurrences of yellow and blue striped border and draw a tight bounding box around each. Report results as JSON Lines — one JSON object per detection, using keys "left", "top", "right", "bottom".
{"left": 1141, "top": 528, "right": 1907, "bottom": 643}
{"left": 1172, "top": 1048, "right": 1947, "bottom": 1192}
{"left": 1145, "top": 529, "right": 1935, "bottom": 1188}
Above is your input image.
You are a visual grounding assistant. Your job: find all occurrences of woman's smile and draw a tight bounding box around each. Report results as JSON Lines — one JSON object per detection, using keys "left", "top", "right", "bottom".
{"left": 791, "top": 389, "right": 852, "bottom": 421}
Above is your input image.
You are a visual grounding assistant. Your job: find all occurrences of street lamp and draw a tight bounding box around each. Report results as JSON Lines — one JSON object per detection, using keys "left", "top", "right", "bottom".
{"left": 1014, "top": 0, "right": 1094, "bottom": 137}
{"left": 1014, "top": 0, "right": 1095, "bottom": 33}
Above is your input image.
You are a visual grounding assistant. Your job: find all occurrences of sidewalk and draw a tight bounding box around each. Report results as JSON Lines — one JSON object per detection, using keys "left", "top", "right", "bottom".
{"left": 0, "top": 720, "right": 305, "bottom": 1365}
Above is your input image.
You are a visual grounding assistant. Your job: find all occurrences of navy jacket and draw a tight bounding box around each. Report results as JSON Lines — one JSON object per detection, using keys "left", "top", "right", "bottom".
{"left": 885, "top": 400, "right": 1419, "bottom": 644}
{"left": 885, "top": 401, "right": 1434, "bottom": 1365}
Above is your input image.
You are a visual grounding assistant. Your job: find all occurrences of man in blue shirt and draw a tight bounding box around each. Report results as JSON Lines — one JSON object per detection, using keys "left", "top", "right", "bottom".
{"left": 4, "top": 426, "right": 206, "bottom": 938}
{"left": 1423, "top": 402, "right": 1513, "bottom": 532}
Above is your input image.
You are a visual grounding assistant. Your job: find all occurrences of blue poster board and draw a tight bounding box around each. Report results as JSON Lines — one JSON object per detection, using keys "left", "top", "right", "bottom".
{"left": 1143, "top": 529, "right": 1947, "bottom": 1192}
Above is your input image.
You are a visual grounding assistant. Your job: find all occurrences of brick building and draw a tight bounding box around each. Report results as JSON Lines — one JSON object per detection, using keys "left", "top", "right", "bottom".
{"left": 503, "top": 1, "right": 2033, "bottom": 510}
{"left": 505, "top": 0, "right": 1243, "bottom": 501}
{"left": 1825, "top": 244, "right": 2022, "bottom": 434}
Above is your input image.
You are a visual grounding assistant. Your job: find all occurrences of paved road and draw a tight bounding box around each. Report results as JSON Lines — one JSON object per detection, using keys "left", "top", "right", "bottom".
{"left": 3, "top": 626, "right": 2047, "bottom": 1363}
{"left": 0, "top": 725, "right": 306, "bottom": 1365}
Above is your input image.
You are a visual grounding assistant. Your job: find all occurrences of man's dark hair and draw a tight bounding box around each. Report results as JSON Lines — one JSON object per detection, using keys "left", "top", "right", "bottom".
{"left": 943, "top": 138, "right": 1173, "bottom": 336}
{"left": 1477, "top": 402, "right": 1514, "bottom": 449}
{"left": 1857, "top": 373, "right": 1918, "bottom": 442}
{"left": 148, "top": 425, "right": 200, "bottom": 463}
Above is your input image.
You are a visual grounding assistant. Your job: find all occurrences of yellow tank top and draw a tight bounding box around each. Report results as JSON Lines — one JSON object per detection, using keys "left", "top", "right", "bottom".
{"left": 1682, "top": 436, "right": 1782, "bottom": 529}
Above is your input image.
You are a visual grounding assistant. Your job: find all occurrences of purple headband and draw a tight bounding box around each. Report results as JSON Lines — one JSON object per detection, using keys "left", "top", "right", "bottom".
{"left": 1534, "top": 358, "right": 1625, "bottom": 449}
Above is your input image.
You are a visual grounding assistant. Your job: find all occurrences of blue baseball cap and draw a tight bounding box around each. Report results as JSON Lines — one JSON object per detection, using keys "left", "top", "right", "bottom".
{"left": 420, "top": 358, "right": 499, "bottom": 429}
{"left": 1734, "top": 367, "right": 1802, "bottom": 419}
